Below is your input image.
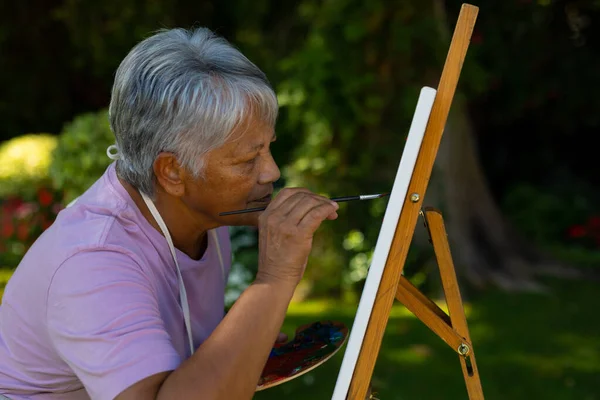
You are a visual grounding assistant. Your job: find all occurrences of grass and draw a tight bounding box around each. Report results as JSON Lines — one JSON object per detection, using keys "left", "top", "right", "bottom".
{"left": 1, "top": 273, "right": 598, "bottom": 399}
{"left": 255, "top": 277, "right": 599, "bottom": 400}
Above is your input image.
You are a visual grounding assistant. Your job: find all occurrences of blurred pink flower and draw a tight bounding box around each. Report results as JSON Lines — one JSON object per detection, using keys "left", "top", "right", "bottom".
{"left": 15, "top": 203, "right": 39, "bottom": 219}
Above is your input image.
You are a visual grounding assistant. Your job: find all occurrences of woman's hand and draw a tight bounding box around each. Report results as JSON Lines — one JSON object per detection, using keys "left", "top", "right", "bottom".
{"left": 256, "top": 188, "right": 338, "bottom": 289}
{"left": 275, "top": 332, "right": 288, "bottom": 346}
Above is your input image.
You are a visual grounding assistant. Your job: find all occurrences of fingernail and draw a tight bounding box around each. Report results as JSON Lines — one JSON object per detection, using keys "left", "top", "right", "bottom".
{"left": 331, "top": 201, "right": 339, "bottom": 209}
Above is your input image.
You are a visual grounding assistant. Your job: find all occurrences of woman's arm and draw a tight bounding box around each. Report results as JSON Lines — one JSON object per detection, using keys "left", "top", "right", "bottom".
{"left": 116, "top": 280, "right": 293, "bottom": 400}
{"left": 115, "top": 188, "right": 339, "bottom": 400}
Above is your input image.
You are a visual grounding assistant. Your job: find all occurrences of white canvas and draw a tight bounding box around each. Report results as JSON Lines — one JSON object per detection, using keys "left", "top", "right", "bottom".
{"left": 331, "top": 86, "right": 437, "bottom": 400}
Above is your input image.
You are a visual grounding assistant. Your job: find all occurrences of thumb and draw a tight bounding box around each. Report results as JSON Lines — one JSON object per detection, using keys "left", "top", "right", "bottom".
{"left": 275, "top": 332, "right": 288, "bottom": 344}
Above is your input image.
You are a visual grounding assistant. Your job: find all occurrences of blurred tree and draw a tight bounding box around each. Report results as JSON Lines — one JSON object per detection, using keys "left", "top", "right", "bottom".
{"left": 437, "top": 0, "right": 600, "bottom": 290}
{"left": 248, "top": 0, "right": 453, "bottom": 296}
{"left": 0, "top": 0, "right": 234, "bottom": 140}
{"left": 248, "top": 0, "right": 600, "bottom": 294}
{"left": 0, "top": 1, "right": 73, "bottom": 137}
{"left": 432, "top": 0, "right": 548, "bottom": 291}
{"left": 1, "top": 0, "right": 599, "bottom": 296}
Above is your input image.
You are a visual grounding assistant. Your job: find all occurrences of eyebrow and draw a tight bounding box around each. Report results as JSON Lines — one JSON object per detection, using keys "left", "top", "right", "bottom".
{"left": 249, "top": 132, "right": 277, "bottom": 152}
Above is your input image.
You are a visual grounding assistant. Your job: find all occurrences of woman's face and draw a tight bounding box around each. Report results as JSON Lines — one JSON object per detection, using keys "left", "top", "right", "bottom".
{"left": 181, "top": 114, "right": 281, "bottom": 227}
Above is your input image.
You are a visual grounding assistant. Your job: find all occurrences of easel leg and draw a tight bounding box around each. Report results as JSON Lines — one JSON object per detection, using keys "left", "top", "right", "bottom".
{"left": 422, "top": 207, "right": 484, "bottom": 399}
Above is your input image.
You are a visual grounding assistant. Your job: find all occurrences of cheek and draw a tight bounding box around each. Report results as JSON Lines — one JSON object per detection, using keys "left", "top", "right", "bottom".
{"left": 211, "top": 169, "right": 257, "bottom": 201}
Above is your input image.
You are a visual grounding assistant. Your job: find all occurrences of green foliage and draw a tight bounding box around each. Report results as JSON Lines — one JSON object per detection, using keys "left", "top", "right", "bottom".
{"left": 49, "top": 109, "right": 115, "bottom": 203}
{"left": 265, "top": 0, "right": 445, "bottom": 295}
{"left": 503, "top": 182, "right": 593, "bottom": 246}
{"left": 0, "top": 268, "right": 12, "bottom": 290}
{"left": 1, "top": 0, "right": 599, "bottom": 299}
{"left": 0, "top": 134, "right": 58, "bottom": 198}
{"left": 503, "top": 179, "right": 600, "bottom": 268}
{"left": 53, "top": 0, "right": 177, "bottom": 79}
{"left": 0, "top": 134, "right": 64, "bottom": 269}
{"left": 225, "top": 226, "right": 260, "bottom": 308}
{"left": 0, "top": 0, "right": 236, "bottom": 140}
{"left": 240, "top": 0, "right": 600, "bottom": 296}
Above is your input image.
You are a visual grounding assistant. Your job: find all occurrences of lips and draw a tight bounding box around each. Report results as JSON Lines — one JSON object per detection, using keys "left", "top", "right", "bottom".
{"left": 251, "top": 193, "right": 272, "bottom": 203}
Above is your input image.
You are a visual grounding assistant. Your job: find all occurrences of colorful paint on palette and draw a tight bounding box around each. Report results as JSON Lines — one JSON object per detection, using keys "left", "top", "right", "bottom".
{"left": 257, "top": 320, "right": 349, "bottom": 391}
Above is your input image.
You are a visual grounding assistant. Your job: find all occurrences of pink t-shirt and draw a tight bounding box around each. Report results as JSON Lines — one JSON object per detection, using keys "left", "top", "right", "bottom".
{"left": 0, "top": 163, "right": 231, "bottom": 399}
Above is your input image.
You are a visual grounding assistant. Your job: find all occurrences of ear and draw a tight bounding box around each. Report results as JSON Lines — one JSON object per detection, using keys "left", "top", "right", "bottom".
{"left": 153, "top": 152, "right": 185, "bottom": 197}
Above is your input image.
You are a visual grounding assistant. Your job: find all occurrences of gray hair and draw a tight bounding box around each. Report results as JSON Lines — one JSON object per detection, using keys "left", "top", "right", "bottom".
{"left": 108, "top": 27, "right": 278, "bottom": 196}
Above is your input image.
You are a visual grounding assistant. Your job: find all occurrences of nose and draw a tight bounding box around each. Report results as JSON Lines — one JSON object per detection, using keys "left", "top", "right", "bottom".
{"left": 258, "top": 152, "right": 280, "bottom": 185}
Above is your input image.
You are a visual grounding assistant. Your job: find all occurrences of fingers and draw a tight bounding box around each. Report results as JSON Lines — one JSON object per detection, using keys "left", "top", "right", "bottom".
{"left": 255, "top": 188, "right": 339, "bottom": 289}
{"left": 277, "top": 192, "right": 333, "bottom": 218}
{"left": 259, "top": 188, "right": 338, "bottom": 245}
{"left": 259, "top": 189, "right": 306, "bottom": 229}
{"left": 285, "top": 195, "right": 337, "bottom": 227}
{"left": 326, "top": 205, "right": 339, "bottom": 220}
{"left": 297, "top": 201, "right": 339, "bottom": 232}
{"left": 273, "top": 192, "right": 312, "bottom": 217}
{"left": 276, "top": 332, "right": 288, "bottom": 343}
{"left": 266, "top": 188, "right": 311, "bottom": 211}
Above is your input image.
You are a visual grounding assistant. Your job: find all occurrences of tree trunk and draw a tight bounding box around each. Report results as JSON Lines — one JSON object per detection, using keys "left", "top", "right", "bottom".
{"left": 433, "top": 104, "right": 546, "bottom": 291}
{"left": 422, "top": 0, "right": 581, "bottom": 292}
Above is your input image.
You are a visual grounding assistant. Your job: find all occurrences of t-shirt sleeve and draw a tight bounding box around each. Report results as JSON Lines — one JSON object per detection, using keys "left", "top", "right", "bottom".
{"left": 46, "top": 248, "right": 182, "bottom": 400}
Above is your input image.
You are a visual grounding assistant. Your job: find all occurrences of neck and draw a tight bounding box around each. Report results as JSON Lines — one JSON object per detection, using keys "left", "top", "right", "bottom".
{"left": 119, "top": 178, "right": 209, "bottom": 260}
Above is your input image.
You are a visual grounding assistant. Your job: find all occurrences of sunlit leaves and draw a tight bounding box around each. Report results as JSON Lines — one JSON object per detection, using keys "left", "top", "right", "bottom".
{"left": 267, "top": 0, "right": 447, "bottom": 294}
{"left": 0, "top": 134, "right": 58, "bottom": 198}
{"left": 49, "top": 109, "right": 115, "bottom": 204}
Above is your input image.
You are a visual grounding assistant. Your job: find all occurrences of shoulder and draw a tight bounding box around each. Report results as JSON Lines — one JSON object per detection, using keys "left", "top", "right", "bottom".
{"left": 44, "top": 251, "right": 182, "bottom": 400}
{"left": 48, "top": 246, "right": 151, "bottom": 299}
{"left": 45, "top": 247, "right": 161, "bottom": 340}
{"left": 2, "top": 202, "right": 149, "bottom": 309}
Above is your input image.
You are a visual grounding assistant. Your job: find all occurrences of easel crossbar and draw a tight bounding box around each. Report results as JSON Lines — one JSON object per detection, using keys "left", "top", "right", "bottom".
{"left": 395, "top": 275, "right": 470, "bottom": 354}
{"left": 375, "top": 208, "right": 484, "bottom": 400}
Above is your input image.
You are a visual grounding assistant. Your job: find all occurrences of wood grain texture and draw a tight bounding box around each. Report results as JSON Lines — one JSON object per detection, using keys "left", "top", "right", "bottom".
{"left": 425, "top": 209, "right": 484, "bottom": 399}
{"left": 347, "top": 4, "right": 479, "bottom": 399}
{"left": 395, "top": 276, "right": 467, "bottom": 352}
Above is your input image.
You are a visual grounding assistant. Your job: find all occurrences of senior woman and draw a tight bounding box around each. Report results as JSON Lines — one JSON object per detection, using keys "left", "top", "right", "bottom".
{"left": 0, "top": 27, "right": 339, "bottom": 399}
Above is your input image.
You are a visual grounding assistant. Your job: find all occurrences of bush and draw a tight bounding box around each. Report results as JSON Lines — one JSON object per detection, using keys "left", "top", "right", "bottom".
{"left": 225, "top": 226, "right": 259, "bottom": 308}
{"left": 0, "top": 134, "right": 65, "bottom": 268}
{"left": 502, "top": 181, "right": 600, "bottom": 268}
{"left": 49, "top": 109, "right": 115, "bottom": 203}
{"left": 0, "top": 189, "right": 64, "bottom": 268}
{"left": 0, "top": 134, "right": 58, "bottom": 198}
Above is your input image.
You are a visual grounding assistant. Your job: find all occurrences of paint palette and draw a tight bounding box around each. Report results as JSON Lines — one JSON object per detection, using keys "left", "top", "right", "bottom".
{"left": 256, "top": 320, "right": 349, "bottom": 391}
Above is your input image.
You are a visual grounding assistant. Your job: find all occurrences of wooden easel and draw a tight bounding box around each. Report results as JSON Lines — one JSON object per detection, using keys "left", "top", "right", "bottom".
{"left": 347, "top": 4, "right": 484, "bottom": 400}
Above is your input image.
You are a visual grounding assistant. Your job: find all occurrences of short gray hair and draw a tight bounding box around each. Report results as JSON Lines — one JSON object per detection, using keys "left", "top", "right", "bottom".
{"left": 108, "top": 27, "right": 278, "bottom": 196}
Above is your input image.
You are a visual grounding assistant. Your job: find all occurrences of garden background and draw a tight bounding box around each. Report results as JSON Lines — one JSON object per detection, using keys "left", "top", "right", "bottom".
{"left": 1, "top": 0, "right": 599, "bottom": 398}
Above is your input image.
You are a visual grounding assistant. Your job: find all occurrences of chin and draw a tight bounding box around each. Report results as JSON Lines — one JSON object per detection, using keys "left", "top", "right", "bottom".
{"left": 226, "top": 212, "right": 260, "bottom": 227}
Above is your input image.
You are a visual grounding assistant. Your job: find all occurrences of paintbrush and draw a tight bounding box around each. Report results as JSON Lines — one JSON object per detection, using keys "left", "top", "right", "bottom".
{"left": 219, "top": 192, "right": 390, "bottom": 216}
